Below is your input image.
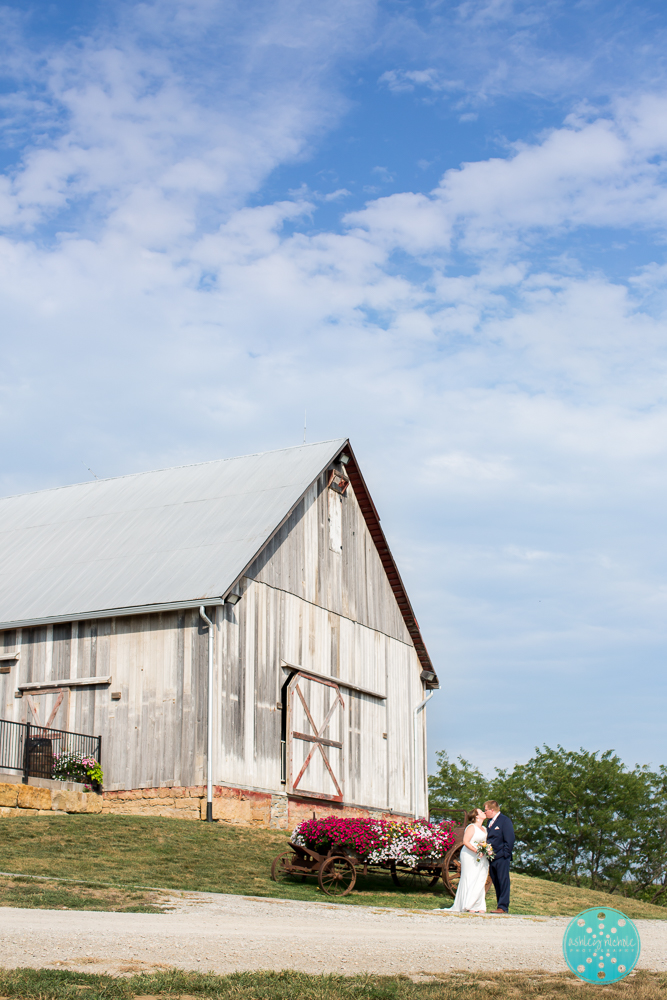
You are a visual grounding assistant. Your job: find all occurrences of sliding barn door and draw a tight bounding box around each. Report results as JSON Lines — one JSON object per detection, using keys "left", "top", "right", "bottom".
{"left": 24, "top": 688, "right": 69, "bottom": 732}
{"left": 287, "top": 673, "right": 345, "bottom": 802}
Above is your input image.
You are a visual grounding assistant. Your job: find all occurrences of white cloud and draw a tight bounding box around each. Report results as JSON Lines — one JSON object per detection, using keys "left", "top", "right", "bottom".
{"left": 323, "top": 188, "right": 351, "bottom": 201}
{"left": 344, "top": 98, "right": 667, "bottom": 257}
{"left": 371, "top": 166, "right": 395, "bottom": 184}
{"left": 378, "top": 68, "right": 462, "bottom": 95}
{"left": 0, "top": 0, "right": 375, "bottom": 234}
{"left": 377, "top": 0, "right": 667, "bottom": 109}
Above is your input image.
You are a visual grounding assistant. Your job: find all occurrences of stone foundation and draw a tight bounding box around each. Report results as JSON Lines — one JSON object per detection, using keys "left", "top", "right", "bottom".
{"left": 0, "top": 780, "right": 103, "bottom": 816}
{"left": 100, "top": 785, "right": 204, "bottom": 822}
{"left": 100, "top": 786, "right": 410, "bottom": 828}
{"left": 0, "top": 777, "right": 410, "bottom": 828}
{"left": 101, "top": 784, "right": 283, "bottom": 825}
{"left": 288, "top": 796, "right": 388, "bottom": 827}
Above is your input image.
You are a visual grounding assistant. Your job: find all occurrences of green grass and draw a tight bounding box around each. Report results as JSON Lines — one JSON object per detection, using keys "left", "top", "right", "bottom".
{"left": 0, "top": 814, "right": 445, "bottom": 911}
{"left": 0, "top": 875, "right": 163, "bottom": 912}
{"left": 506, "top": 872, "right": 667, "bottom": 920}
{"left": 0, "top": 968, "right": 665, "bottom": 1000}
{"left": 1, "top": 815, "right": 667, "bottom": 919}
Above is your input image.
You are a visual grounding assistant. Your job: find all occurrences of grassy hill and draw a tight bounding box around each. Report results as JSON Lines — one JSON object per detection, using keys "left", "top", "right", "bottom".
{"left": 504, "top": 872, "right": 666, "bottom": 919}
{"left": 0, "top": 814, "right": 665, "bottom": 920}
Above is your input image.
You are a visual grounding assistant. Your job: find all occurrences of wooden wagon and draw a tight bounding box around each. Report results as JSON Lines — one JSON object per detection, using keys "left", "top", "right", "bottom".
{"left": 271, "top": 812, "right": 493, "bottom": 898}
{"left": 271, "top": 841, "right": 447, "bottom": 896}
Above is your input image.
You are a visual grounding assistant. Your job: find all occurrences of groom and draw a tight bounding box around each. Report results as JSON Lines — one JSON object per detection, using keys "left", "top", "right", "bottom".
{"left": 484, "top": 799, "right": 515, "bottom": 914}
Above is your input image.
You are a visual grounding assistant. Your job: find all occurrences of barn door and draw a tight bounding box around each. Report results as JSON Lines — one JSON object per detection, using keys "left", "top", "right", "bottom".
{"left": 24, "top": 688, "right": 69, "bottom": 732}
{"left": 22, "top": 688, "right": 70, "bottom": 778}
{"left": 287, "top": 673, "right": 345, "bottom": 802}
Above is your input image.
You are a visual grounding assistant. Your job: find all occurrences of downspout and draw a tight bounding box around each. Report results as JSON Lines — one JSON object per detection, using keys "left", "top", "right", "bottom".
{"left": 413, "top": 690, "right": 434, "bottom": 819}
{"left": 199, "top": 606, "right": 215, "bottom": 822}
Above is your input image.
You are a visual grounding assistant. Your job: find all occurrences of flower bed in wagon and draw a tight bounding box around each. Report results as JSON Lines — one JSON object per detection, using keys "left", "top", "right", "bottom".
{"left": 291, "top": 817, "right": 456, "bottom": 866}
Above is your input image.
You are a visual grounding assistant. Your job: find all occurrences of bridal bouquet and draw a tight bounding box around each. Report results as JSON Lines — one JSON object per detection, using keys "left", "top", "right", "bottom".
{"left": 476, "top": 842, "right": 495, "bottom": 863}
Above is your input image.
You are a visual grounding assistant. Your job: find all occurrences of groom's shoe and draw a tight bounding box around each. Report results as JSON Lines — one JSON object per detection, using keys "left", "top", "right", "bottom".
{"left": 490, "top": 908, "right": 507, "bottom": 914}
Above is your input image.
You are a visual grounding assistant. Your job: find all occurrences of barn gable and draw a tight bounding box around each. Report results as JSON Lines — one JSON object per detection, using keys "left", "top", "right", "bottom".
{"left": 247, "top": 469, "right": 411, "bottom": 644}
{"left": 221, "top": 450, "right": 435, "bottom": 814}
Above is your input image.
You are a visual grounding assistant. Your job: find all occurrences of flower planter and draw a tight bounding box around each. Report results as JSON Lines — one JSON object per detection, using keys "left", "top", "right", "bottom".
{"left": 292, "top": 817, "right": 455, "bottom": 867}
{"left": 277, "top": 818, "right": 456, "bottom": 897}
{"left": 52, "top": 750, "right": 104, "bottom": 789}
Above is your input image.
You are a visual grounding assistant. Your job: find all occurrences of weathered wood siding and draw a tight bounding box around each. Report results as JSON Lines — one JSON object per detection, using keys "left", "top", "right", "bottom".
{"left": 0, "top": 612, "right": 209, "bottom": 792}
{"left": 0, "top": 471, "right": 429, "bottom": 815}
{"left": 215, "top": 578, "right": 424, "bottom": 812}
{"left": 249, "top": 476, "right": 412, "bottom": 645}
{"left": 231, "top": 473, "right": 427, "bottom": 815}
{"left": 0, "top": 630, "right": 19, "bottom": 727}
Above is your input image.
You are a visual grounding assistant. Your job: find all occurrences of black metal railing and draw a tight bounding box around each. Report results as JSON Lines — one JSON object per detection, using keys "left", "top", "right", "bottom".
{"left": 0, "top": 718, "right": 101, "bottom": 784}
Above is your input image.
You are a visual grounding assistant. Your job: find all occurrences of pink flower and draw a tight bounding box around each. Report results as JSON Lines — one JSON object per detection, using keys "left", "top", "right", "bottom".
{"left": 292, "top": 817, "right": 454, "bottom": 864}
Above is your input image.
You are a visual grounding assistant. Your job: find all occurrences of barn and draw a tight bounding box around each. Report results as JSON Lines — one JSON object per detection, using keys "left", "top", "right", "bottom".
{"left": 0, "top": 439, "right": 438, "bottom": 827}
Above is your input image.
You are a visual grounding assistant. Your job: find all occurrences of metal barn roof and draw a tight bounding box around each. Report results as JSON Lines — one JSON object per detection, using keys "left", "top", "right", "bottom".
{"left": 0, "top": 438, "right": 437, "bottom": 681}
{"left": 0, "top": 439, "right": 347, "bottom": 628}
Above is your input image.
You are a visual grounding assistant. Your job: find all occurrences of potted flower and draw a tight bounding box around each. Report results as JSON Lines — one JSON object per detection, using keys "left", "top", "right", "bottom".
{"left": 52, "top": 751, "right": 104, "bottom": 792}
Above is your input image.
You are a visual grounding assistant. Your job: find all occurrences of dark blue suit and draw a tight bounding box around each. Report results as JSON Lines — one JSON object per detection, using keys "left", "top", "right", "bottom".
{"left": 486, "top": 813, "right": 514, "bottom": 912}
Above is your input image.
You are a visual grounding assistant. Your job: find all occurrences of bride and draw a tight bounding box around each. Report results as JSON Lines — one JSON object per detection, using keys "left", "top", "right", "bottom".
{"left": 446, "top": 808, "right": 489, "bottom": 913}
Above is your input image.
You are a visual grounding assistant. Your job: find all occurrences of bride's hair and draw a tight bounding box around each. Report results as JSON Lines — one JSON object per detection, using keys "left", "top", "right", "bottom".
{"left": 467, "top": 807, "right": 484, "bottom": 823}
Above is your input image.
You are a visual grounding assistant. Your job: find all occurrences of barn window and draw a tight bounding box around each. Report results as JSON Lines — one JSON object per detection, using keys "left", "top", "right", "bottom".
{"left": 328, "top": 470, "right": 349, "bottom": 495}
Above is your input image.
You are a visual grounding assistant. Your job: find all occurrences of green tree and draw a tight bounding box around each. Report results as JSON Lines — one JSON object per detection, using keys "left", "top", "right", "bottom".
{"left": 429, "top": 744, "right": 667, "bottom": 898}
{"left": 493, "top": 745, "right": 658, "bottom": 890}
{"left": 428, "top": 750, "right": 491, "bottom": 822}
{"left": 614, "top": 764, "right": 667, "bottom": 903}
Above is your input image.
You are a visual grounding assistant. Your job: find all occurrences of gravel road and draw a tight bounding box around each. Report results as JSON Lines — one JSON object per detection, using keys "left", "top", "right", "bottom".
{"left": 1, "top": 892, "right": 665, "bottom": 977}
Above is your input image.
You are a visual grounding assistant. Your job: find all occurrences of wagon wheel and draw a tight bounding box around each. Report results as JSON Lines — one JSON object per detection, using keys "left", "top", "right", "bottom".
{"left": 318, "top": 855, "right": 356, "bottom": 896}
{"left": 390, "top": 862, "right": 440, "bottom": 891}
{"left": 271, "top": 850, "right": 305, "bottom": 884}
{"left": 441, "top": 846, "right": 493, "bottom": 898}
{"left": 442, "top": 845, "right": 462, "bottom": 897}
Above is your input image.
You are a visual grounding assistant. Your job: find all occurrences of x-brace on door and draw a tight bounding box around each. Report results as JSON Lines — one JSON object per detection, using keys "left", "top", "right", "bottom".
{"left": 287, "top": 672, "right": 345, "bottom": 802}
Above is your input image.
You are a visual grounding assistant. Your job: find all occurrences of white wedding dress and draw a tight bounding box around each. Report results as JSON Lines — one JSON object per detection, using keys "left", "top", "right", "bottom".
{"left": 447, "top": 825, "right": 489, "bottom": 912}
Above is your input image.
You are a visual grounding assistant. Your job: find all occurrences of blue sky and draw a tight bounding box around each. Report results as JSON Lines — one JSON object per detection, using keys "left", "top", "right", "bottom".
{"left": 2, "top": 0, "right": 667, "bottom": 777}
